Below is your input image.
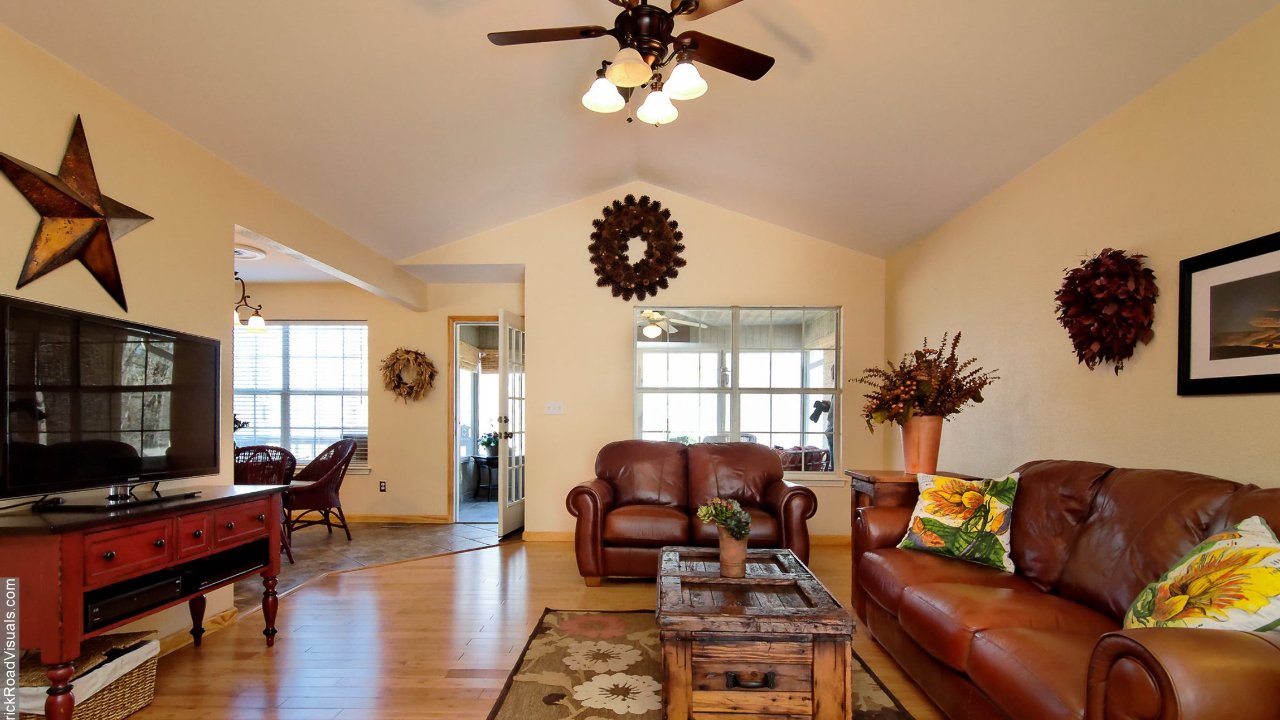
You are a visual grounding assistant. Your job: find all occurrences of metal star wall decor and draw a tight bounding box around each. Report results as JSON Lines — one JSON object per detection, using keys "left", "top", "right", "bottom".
{"left": 0, "top": 116, "right": 151, "bottom": 311}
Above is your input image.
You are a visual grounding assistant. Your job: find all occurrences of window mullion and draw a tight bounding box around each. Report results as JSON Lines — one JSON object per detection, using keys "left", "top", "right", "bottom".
{"left": 280, "top": 324, "right": 291, "bottom": 452}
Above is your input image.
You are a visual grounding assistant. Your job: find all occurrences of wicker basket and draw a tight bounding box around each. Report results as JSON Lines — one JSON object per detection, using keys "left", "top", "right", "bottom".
{"left": 19, "top": 633, "right": 158, "bottom": 720}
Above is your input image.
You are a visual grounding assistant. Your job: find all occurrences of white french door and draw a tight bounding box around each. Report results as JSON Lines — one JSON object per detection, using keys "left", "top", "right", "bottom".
{"left": 497, "top": 310, "right": 526, "bottom": 536}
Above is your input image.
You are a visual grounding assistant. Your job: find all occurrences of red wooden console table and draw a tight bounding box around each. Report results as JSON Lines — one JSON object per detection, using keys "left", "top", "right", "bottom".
{"left": 0, "top": 484, "right": 284, "bottom": 720}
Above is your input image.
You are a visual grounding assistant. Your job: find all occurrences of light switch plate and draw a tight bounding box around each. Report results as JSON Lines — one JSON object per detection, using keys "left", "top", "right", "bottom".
{"left": 544, "top": 401, "right": 565, "bottom": 415}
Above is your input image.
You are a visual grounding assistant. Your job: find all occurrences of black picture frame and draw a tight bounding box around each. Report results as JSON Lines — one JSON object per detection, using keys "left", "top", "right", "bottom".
{"left": 1178, "top": 230, "right": 1280, "bottom": 395}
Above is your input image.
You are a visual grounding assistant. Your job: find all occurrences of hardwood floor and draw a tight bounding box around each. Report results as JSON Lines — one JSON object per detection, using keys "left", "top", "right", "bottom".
{"left": 130, "top": 542, "right": 943, "bottom": 720}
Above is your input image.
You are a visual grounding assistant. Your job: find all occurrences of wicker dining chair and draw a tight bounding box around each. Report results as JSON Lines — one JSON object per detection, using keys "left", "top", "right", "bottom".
{"left": 284, "top": 439, "right": 358, "bottom": 541}
{"left": 233, "top": 445, "right": 297, "bottom": 563}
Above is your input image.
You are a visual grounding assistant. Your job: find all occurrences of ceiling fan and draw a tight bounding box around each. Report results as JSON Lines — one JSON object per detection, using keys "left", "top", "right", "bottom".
{"left": 639, "top": 309, "right": 709, "bottom": 338}
{"left": 488, "top": 0, "right": 775, "bottom": 125}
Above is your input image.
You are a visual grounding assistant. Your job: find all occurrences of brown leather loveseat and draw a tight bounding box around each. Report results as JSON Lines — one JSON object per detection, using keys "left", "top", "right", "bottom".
{"left": 567, "top": 440, "right": 818, "bottom": 585}
{"left": 854, "top": 459, "right": 1280, "bottom": 720}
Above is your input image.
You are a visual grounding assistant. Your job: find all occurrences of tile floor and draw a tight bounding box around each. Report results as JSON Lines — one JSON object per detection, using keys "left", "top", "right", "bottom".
{"left": 457, "top": 497, "right": 498, "bottom": 523}
{"left": 232, "top": 521, "right": 505, "bottom": 611}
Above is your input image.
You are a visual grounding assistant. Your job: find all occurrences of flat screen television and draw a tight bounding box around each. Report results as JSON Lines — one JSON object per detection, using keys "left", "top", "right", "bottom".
{"left": 1, "top": 296, "right": 220, "bottom": 509}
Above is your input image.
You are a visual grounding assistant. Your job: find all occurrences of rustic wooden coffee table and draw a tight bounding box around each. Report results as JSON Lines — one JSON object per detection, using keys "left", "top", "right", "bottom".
{"left": 656, "top": 546, "right": 853, "bottom": 720}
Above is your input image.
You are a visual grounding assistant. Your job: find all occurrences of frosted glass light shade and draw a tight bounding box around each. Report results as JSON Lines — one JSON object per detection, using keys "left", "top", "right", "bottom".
{"left": 642, "top": 323, "right": 663, "bottom": 339}
{"left": 582, "top": 76, "right": 625, "bottom": 113}
{"left": 246, "top": 313, "right": 267, "bottom": 333}
{"left": 666, "top": 62, "right": 707, "bottom": 100}
{"left": 605, "top": 47, "right": 653, "bottom": 88}
{"left": 636, "top": 89, "right": 678, "bottom": 126}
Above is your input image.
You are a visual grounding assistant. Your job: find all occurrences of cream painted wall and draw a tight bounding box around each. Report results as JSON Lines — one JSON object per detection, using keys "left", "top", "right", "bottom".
{"left": 245, "top": 282, "right": 522, "bottom": 518}
{"left": 403, "top": 183, "right": 887, "bottom": 537}
{"left": 0, "top": 25, "right": 425, "bottom": 638}
{"left": 885, "top": 8, "right": 1280, "bottom": 485}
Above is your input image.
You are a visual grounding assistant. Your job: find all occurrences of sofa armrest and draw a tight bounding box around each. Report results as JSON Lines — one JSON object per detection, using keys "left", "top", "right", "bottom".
{"left": 1087, "top": 628, "right": 1280, "bottom": 720}
{"left": 566, "top": 479, "right": 616, "bottom": 580}
{"left": 855, "top": 506, "right": 913, "bottom": 552}
{"left": 764, "top": 480, "right": 817, "bottom": 563}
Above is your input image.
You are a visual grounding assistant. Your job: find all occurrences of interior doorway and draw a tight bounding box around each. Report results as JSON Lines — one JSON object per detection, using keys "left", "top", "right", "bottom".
{"left": 451, "top": 319, "right": 499, "bottom": 524}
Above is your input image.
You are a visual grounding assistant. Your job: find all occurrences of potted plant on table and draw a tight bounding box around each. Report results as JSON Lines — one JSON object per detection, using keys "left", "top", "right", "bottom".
{"left": 854, "top": 332, "right": 998, "bottom": 474}
{"left": 696, "top": 498, "right": 752, "bottom": 578}
{"left": 478, "top": 431, "right": 499, "bottom": 456}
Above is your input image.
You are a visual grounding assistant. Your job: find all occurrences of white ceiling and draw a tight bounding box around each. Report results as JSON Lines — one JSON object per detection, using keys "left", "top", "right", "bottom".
{"left": 2, "top": 1, "right": 1276, "bottom": 262}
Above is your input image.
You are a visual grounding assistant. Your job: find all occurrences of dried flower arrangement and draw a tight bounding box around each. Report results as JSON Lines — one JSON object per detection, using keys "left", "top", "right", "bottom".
{"left": 855, "top": 332, "right": 998, "bottom": 429}
{"left": 695, "top": 497, "right": 751, "bottom": 540}
{"left": 1054, "top": 248, "right": 1158, "bottom": 374}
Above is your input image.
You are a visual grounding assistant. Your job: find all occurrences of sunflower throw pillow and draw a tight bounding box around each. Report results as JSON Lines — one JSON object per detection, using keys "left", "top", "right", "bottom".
{"left": 1124, "top": 515, "right": 1280, "bottom": 631}
{"left": 898, "top": 472, "right": 1020, "bottom": 572}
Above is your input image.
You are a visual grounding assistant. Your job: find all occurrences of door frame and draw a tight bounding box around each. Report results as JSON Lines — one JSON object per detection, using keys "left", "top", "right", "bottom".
{"left": 447, "top": 315, "right": 498, "bottom": 523}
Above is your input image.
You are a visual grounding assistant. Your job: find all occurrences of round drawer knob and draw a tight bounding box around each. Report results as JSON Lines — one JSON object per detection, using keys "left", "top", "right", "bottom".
{"left": 257, "top": 513, "right": 266, "bottom": 522}
{"left": 225, "top": 521, "right": 236, "bottom": 530}
{"left": 153, "top": 538, "right": 166, "bottom": 548}
{"left": 192, "top": 529, "right": 203, "bottom": 538}
{"left": 102, "top": 550, "right": 116, "bottom": 561}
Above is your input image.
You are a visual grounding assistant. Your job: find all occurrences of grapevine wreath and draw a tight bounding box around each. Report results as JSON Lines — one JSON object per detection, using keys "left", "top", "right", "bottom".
{"left": 1054, "top": 248, "right": 1158, "bottom": 374}
{"left": 379, "top": 347, "right": 438, "bottom": 402}
{"left": 588, "top": 194, "right": 686, "bottom": 301}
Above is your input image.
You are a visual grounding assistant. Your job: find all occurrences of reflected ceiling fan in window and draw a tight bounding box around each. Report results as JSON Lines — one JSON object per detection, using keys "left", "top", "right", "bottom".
{"left": 488, "top": 0, "right": 775, "bottom": 126}
{"left": 639, "top": 309, "right": 709, "bottom": 338}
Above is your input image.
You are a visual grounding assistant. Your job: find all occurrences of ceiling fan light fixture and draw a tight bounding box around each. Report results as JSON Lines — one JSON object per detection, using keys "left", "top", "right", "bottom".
{"left": 582, "top": 75, "right": 626, "bottom": 113}
{"left": 636, "top": 85, "right": 678, "bottom": 126}
{"left": 666, "top": 61, "right": 707, "bottom": 101}
{"left": 641, "top": 322, "right": 664, "bottom": 339}
{"left": 605, "top": 47, "right": 653, "bottom": 88}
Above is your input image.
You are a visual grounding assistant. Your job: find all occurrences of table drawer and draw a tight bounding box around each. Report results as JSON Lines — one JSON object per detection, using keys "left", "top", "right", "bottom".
{"left": 689, "top": 638, "right": 813, "bottom": 715}
{"left": 176, "top": 512, "right": 212, "bottom": 559}
{"left": 83, "top": 519, "right": 175, "bottom": 588}
{"left": 213, "top": 500, "right": 271, "bottom": 548}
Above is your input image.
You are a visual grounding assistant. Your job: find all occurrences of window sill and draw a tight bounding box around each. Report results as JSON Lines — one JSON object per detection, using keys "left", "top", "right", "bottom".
{"left": 294, "top": 465, "right": 371, "bottom": 476}
{"left": 782, "top": 473, "right": 845, "bottom": 488}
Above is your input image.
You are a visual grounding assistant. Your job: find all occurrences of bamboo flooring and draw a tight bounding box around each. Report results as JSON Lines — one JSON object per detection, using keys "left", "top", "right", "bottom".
{"left": 129, "top": 542, "right": 944, "bottom": 720}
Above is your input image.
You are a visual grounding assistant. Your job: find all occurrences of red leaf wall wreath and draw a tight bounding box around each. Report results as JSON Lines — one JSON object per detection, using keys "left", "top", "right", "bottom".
{"left": 1054, "top": 248, "right": 1158, "bottom": 374}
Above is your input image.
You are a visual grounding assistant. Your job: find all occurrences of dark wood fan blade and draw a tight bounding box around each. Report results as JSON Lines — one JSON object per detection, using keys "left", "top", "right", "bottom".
{"left": 674, "top": 0, "right": 746, "bottom": 20}
{"left": 488, "top": 26, "right": 610, "bottom": 46}
{"left": 676, "top": 31, "right": 775, "bottom": 80}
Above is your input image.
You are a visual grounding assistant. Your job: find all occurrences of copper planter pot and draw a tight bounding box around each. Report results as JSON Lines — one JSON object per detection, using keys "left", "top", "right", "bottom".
{"left": 901, "top": 415, "right": 943, "bottom": 474}
{"left": 717, "top": 526, "right": 748, "bottom": 578}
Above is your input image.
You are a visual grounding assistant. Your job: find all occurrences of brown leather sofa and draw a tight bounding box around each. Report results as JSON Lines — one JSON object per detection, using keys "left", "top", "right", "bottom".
{"left": 567, "top": 440, "right": 818, "bottom": 585}
{"left": 854, "top": 459, "right": 1280, "bottom": 720}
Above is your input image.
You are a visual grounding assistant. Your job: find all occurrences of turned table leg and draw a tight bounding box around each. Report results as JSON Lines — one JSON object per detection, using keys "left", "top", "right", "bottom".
{"left": 44, "top": 662, "right": 75, "bottom": 720}
{"left": 262, "top": 574, "right": 279, "bottom": 646}
{"left": 189, "top": 594, "right": 207, "bottom": 646}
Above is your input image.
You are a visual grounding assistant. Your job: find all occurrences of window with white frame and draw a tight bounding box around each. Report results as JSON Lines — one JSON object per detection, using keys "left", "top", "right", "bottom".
{"left": 635, "top": 307, "right": 839, "bottom": 474}
{"left": 233, "top": 322, "right": 369, "bottom": 467}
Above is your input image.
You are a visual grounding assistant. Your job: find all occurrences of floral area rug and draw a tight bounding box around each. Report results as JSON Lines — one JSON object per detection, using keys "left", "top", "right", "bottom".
{"left": 487, "top": 609, "right": 913, "bottom": 720}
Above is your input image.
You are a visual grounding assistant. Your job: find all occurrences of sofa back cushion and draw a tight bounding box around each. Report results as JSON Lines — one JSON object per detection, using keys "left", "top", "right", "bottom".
{"left": 687, "top": 442, "right": 782, "bottom": 510}
{"left": 1010, "top": 460, "right": 1113, "bottom": 591}
{"left": 1214, "top": 485, "right": 1280, "bottom": 536}
{"left": 595, "top": 440, "right": 688, "bottom": 508}
{"left": 1057, "top": 468, "right": 1239, "bottom": 619}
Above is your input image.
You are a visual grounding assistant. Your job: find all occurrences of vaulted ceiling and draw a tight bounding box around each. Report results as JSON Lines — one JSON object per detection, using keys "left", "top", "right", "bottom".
{"left": 1, "top": 0, "right": 1275, "bottom": 266}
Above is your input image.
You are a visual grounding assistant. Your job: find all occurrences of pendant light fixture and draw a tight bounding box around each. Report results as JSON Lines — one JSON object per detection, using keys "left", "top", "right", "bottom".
{"left": 665, "top": 57, "right": 707, "bottom": 100}
{"left": 604, "top": 47, "right": 653, "bottom": 88}
{"left": 233, "top": 272, "right": 267, "bottom": 333}
{"left": 582, "top": 69, "right": 626, "bottom": 113}
{"left": 636, "top": 76, "right": 678, "bottom": 126}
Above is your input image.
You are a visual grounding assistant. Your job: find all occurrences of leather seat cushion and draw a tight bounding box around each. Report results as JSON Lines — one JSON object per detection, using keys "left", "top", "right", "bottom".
{"left": 898, "top": 583, "right": 1119, "bottom": 672}
{"left": 603, "top": 505, "right": 689, "bottom": 548}
{"left": 967, "top": 628, "right": 1096, "bottom": 720}
{"left": 689, "top": 507, "right": 780, "bottom": 546}
{"left": 859, "top": 548, "right": 1039, "bottom": 617}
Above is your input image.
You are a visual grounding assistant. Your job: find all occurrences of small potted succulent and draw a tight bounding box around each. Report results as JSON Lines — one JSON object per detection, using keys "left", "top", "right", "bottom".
{"left": 478, "top": 431, "right": 499, "bottom": 456}
{"left": 696, "top": 497, "right": 752, "bottom": 578}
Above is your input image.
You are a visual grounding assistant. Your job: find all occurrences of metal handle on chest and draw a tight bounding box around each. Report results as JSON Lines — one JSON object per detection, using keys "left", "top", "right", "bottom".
{"left": 725, "top": 671, "right": 775, "bottom": 690}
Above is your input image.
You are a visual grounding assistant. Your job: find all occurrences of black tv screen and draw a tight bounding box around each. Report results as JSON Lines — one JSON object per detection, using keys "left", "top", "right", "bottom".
{"left": 2, "top": 296, "right": 220, "bottom": 500}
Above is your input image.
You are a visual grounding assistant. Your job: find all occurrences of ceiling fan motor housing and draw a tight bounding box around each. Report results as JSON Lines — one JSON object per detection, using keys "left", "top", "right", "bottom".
{"left": 615, "top": 3, "right": 677, "bottom": 65}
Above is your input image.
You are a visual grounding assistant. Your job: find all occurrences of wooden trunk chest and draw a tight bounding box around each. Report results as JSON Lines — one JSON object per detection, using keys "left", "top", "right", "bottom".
{"left": 657, "top": 547, "right": 854, "bottom": 720}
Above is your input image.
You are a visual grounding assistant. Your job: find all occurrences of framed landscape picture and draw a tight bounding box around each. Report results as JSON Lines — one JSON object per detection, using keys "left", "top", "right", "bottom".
{"left": 1178, "top": 230, "right": 1280, "bottom": 395}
